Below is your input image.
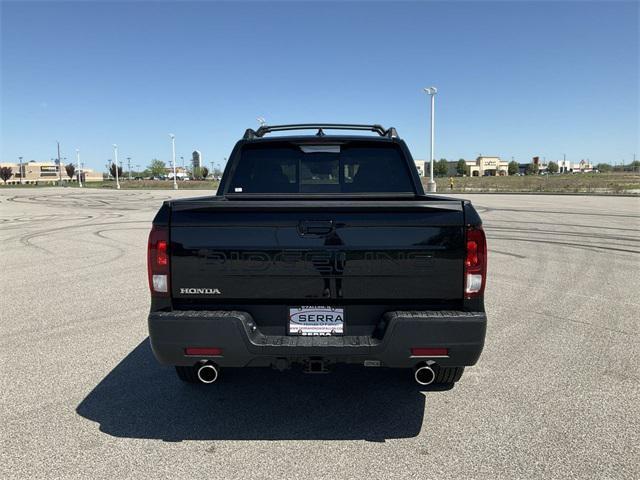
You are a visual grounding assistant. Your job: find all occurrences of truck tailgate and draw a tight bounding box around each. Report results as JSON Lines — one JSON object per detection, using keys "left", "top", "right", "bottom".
{"left": 169, "top": 200, "right": 464, "bottom": 302}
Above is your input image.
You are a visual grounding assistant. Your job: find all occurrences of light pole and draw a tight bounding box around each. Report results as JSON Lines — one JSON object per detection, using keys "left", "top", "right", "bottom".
{"left": 169, "top": 134, "right": 178, "bottom": 190}
{"left": 18, "top": 156, "right": 23, "bottom": 185}
{"left": 127, "top": 157, "right": 132, "bottom": 181}
{"left": 423, "top": 87, "right": 437, "bottom": 192}
{"left": 76, "top": 149, "right": 83, "bottom": 188}
{"left": 113, "top": 144, "right": 120, "bottom": 189}
{"left": 57, "top": 141, "right": 64, "bottom": 186}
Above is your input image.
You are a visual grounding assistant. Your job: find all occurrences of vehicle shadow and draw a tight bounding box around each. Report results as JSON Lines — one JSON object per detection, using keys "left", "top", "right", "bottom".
{"left": 76, "top": 339, "right": 431, "bottom": 442}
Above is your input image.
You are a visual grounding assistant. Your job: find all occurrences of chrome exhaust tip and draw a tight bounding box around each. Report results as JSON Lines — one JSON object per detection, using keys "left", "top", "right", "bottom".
{"left": 414, "top": 364, "right": 436, "bottom": 386}
{"left": 196, "top": 363, "right": 219, "bottom": 384}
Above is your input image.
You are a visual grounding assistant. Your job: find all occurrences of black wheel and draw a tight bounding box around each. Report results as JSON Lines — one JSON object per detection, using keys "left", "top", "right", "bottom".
{"left": 175, "top": 365, "right": 199, "bottom": 383}
{"left": 434, "top": 366, "right": 464, "bottom": 384}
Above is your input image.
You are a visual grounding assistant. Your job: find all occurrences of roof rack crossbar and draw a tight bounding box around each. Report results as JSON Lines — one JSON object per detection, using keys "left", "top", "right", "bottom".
{"left": 243, "top": 123, "right": 399, "bottom": 140}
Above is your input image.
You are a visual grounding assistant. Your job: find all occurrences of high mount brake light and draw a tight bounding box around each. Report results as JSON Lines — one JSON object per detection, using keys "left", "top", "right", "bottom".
{"left": 148, "top": 226, "right": 170, "bottom": 297}
{"left": 464, "top": 226, "right": 487, "bottom": 298}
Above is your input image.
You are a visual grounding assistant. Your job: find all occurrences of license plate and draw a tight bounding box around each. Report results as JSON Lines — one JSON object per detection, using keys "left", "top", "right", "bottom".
{"left": 288, "top": 306, "right": 344, "bottom": 336}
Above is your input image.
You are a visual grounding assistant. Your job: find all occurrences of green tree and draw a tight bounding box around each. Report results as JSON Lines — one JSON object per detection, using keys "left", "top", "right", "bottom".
{"left": 149, "top": 159, "right": 166, "bottom": 177}
{"left": 456, "top": 159, "right": 467, "bottom": 176}
{"left": 201, "top": 166, "right": 209, "bottom": 179}
{"left": 0, "top": 166, "right": 12, "bottom": 184}
{"left": 525, "top": 163, "right": 539, "bottom": 175}
{"left": 508, "top": 160, "right": 519, "bottom": 176}
{"left": 596, "top": 163, "right": 612, "bottom": 173}
{"left": 65, "top": 163, "right": 76, "bottom": 181}
{"left": 435, "top": 158, "right": 449, "bottom": 177}
{"left": 192, "top": 167, "right": 203, "bottom": 180}
{"left": 547, "top": 161, "right": 559, "bottom": 174}
{"left": 109, "top": 163, "right": 123, "bottom": 179}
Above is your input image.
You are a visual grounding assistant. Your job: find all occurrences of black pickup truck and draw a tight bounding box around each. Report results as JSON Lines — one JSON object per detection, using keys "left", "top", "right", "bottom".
{"left": 147, "top": 124, "right": 487, "bottom": 387}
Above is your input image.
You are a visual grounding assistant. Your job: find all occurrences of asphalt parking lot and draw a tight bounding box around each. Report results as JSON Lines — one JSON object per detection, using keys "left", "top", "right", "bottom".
{"left": 1, "top": 188, "right": 638, "bottom": 480}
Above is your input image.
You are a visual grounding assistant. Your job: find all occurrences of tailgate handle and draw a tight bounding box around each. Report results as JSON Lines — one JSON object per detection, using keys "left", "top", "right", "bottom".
{"left": 299, "top": 220, "right": 334, "bottom": 235}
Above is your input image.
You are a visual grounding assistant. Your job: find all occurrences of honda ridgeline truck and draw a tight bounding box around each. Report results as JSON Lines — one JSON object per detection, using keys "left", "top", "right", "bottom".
{"left": 147, "top": 124, "right": 487, "bottom": 387}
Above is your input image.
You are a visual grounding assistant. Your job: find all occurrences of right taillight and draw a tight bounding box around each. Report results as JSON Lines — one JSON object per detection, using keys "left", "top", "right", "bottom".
{"left": 464, "top": 226, "right": 487, "bottom": 298}
{"left": 148, "top": 226, "right": 170, "bottom": 297}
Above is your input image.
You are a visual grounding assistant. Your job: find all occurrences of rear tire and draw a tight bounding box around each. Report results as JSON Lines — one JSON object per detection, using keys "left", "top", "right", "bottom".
{"left": 175, "top": 365, "right": 199, "bottom": 383}
{"left": 434, "top": 366, "right": 464, "bottom": 384}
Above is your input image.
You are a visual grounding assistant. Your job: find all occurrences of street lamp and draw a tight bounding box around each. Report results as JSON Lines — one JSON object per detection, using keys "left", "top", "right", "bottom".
{"left": 62, "top": 157, "right": 67, "bottom": 186}
{"left": 423, "top": 86, "right": 438, "bottom": 193}
{"left": 57, "top": 141, "right": 63, "bottom": 187}
{"left": 76, "top": 149, "right": 83, "bottom": 188}
{"left": 18, "top": 156, "right": 23, "bottom": 185}
{"left": 113, "top": 144, "right": 120, "bottom": 189}
{"left": 169, "top": 134, "right": 178, "bottom": 190}
{"left": 127, "top": 157, "right": 132, "bottom": 181}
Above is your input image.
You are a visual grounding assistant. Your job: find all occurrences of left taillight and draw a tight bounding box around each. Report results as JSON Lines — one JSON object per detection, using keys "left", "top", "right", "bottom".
{"left": 148, "top": 226, "right": 169, "bottom": 297}
{"left": 464, "top": 225, "right": 487, "bottom": 298}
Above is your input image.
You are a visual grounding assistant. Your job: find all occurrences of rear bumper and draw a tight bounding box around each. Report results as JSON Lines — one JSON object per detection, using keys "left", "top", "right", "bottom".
{"left": 148, "top": 310, "right": 486, "bottom": 368}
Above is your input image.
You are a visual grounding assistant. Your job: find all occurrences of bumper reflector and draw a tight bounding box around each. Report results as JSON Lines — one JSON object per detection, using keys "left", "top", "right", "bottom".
{"left": 411, "top": 347, "right": 449, "bottom": 357}
{"left": 185, "top": 347, "right": 223, "bottom": 356}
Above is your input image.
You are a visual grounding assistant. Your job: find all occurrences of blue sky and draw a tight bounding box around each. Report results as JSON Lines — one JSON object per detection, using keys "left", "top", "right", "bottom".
{"left": 1, "top": 1, "right": 638, "bottom": 172}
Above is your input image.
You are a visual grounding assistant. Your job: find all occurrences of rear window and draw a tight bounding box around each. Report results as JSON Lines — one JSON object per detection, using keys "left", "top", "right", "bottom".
{"left": 228, "top": 142, "right": 415, "bottom": 194}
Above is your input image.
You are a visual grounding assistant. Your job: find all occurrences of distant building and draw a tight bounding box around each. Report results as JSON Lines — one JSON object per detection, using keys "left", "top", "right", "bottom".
{"left": 558, "top": 159, "right": 593, "bottom": 173}
{"left": 518, "top": 158, "right": 594, "bottom": 174}
{"left": 0, "top": 161, "right": 101, "bottom": 184}
{"left": 414, "top": 160, "right": 427, "bottom": 177}
{"left": 165, "top": 166, "right": 189, "bottom": 180}
{"left": 417, "top": 157, "right": 509, "bottom": 177}
{"left": 466, "top": 156, "right": 508, "bottom": 176}
{"left": 192, "top": 150, "right": 202, "bottom": 170}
